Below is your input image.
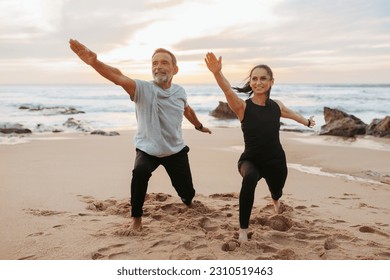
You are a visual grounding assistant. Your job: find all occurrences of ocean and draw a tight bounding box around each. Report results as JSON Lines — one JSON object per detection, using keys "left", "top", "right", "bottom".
{"left": 1, "top": 83, "right": 389, "bottom": 141}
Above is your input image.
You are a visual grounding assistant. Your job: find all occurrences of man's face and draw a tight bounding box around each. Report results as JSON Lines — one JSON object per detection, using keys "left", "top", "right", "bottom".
{"left": 151, "top": 52, "right": 178, "bottom": 86}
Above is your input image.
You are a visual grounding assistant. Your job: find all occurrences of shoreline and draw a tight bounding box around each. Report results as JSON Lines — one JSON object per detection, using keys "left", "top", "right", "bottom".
{"left": 1, "top": 128, "right": 389, "bottom": 260}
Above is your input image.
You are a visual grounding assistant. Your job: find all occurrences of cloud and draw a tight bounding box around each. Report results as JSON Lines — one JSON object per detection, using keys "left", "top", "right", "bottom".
{"left": 0, "top": 0, "right": 389, "bottom": 84}
{"left": 0, "top": 0, "right": 159, "bottom": 60}
{"left": 144, "top": 0, "right": 184, "bottom": 9}
{"left": 175, "top": 0, "right": 390, "bottom": 72}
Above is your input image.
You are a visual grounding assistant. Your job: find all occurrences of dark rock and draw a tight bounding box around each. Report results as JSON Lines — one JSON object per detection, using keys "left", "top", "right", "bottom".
{"left": 35, "top": 123, "right": 63, "bottom": 133}
{"left": 0, "top": 123, "right": 32, "bottom": 134}
{"left": 366, "top": 116, "right": 390, "bottom": 138}
{"left": 63, "top": 118, "right": 91, "bottom": 132}
{"left": 63, "top": 118, "right": 82, "bottom": 128}
{"left": 91, "top": 130, "right": 120, "bottom": 136}
{"left": 320, "top": 107, "right": 367, "bottom": 137}
{"left": 19, "top": 105, "right": 85, "bottom": 115}
{"left": 280, "top": 128, "right": 307, "bottom": 133}
{"left": 209, "top": 101, "right": 237, "bottom": 119}
{"left": 0, "top": 128, "right": 32, "bottom": 134}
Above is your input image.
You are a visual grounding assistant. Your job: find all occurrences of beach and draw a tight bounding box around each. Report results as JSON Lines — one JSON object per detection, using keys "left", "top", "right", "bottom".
{"left": 0, "top": 128, "right": 389, "bottom": 260}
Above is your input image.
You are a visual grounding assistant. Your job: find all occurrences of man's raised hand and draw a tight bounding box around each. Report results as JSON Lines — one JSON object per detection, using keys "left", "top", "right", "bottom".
{"left": 69, "top": 39, "right": 97, "bottom": 65}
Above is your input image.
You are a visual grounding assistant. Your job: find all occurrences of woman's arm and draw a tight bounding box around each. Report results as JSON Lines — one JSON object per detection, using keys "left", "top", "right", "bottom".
{"left": 275, "top": 99, "right": 316, "bottom": 128}
{"left": 205, "top": 52, "right": 246, "bottom": 121}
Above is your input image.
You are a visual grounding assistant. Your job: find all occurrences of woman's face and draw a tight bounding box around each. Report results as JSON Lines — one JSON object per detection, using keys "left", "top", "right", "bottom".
{"left": 250, "top": 67, "right": 274, "bottom": 95}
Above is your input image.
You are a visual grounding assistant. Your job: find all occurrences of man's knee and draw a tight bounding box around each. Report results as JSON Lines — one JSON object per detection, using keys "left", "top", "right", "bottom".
{"left": 132, "top": 164, "right": 153, "bottom": 179}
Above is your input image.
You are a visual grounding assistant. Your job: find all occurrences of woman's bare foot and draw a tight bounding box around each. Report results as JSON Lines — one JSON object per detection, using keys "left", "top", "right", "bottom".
{"left": 272, "top": 199, "right": 281, "bottom": 214}
{"left": 238, "top": 228, "right": 248, "bottom": 242}
{"left": 132, "top": 217, "right": 142, "bottom": 231}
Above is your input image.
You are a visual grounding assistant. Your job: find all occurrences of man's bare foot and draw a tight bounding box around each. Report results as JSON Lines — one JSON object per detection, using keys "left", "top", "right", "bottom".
{"left": 181, "top": 197, "right": 192, "bottom": 207}
{"left": 132, "top": 217, "right": 142, "bottom": 231}
{"left": 272, "top": 199, "right": 281, "bottom": 214}
{"left": 238, "top": 228, "right": 248, "bottom": 242}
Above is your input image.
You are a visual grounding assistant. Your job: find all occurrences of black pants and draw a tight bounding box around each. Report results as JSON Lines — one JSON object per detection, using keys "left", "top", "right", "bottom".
{"left": 238, "top": 158, "right": 287, "bottom": 229}
{"left": 130, "top": 146, "right": 195, "bottom": 217}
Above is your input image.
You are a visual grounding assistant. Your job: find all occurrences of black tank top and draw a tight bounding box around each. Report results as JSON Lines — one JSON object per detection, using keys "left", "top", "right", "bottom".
{"left": 239, "top": 98, "right": 285, "bottom": 162}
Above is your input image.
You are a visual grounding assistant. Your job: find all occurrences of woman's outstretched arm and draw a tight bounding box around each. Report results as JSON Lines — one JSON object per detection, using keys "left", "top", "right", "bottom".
{"left": 275, "top": 99, "right": 316, "bottom": 128}
{"left": 205, "top": 52, "right": 246, "bottom": 121}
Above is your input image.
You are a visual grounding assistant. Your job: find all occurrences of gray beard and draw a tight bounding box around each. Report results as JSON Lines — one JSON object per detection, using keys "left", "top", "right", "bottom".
{"left": 153, "top": 74, "right": 169, "bottom": 84}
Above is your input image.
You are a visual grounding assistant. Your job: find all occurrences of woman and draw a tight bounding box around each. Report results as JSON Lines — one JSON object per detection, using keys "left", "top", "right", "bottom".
{"left": 205, "top": 52, "right": 316, "bottom": 241}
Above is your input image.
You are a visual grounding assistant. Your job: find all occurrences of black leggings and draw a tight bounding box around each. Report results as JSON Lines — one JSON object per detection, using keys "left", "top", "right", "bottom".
{"left": 130, "top": 146, "right": 195, "bottom": 217}
{"left": 238, "top": 158, "right": 287, "bottom": 229}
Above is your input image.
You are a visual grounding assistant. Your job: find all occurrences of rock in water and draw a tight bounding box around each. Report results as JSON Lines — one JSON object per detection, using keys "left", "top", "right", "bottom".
{"left": 366, "top": 116, "right": 390, "bottom": 138}
{"left": 210, "top": 101, "right": 237, "bottom": 119}
{"left": 320, "top": 107, "right": 367, "bottom": 137}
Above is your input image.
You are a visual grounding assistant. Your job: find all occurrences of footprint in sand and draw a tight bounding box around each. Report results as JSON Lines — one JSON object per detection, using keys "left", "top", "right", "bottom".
{"left": 25, "top": 209, "right": 66, "bottom": 216}
{"left": 273, "top": 248, "right": 296, "bottom": 260}
{"left": 182, "top": 240, "right": 197, "bottom": 251}
{"left": 146, "top": 193, "right": 171, "bottom": 202}
{"left": 199, "top": 217, "right": 219, "bottom": 232}
{"left": 257, "top": 243, "right": 278, "bottom": 253}
{"left": 91, "top": 252, "right": 105, "bottom": 260}
{"left": 108, "top": 252, "right": 132, "bottom": 260}
{"left": 150, "top": 240, "right": 173, "bottom": 248}
{"left": 27, "top": 232, "right": 44, "bottom": 237}
{"left": 97, "top": 243, "right": 126, "bottom": 253}
{"left": 170, "top": 252, "right": 191, "bottom": 260}
{"left": 358, "top": 226, "right": 389, "bottom": 237}
{"left": 221, "top": 240, "right": 240, "bottom": 252}
{"left": 160, "top": 203, "right": 185, "bottom": 215}
{"left": 113, "top": 227, "right": 147, "bottom": 237}
{"left": 359, "top": 225, "right": 376, "bottom": 233}
{"left": 195, "top": 255, "right": 215, "bottom": 260}
{"left": 324, "top": 236, "right": 338, "bottom": 250}
{"left": 377, "top": 252, "right": 390, "bottom": 258}
{"left": 79, "top": 195, "right": 94, "bottom": 202}
{"left": 18, "top": 255, "right": 36, "bottom": 260}
{"left": 375, "top": 222, "right": 389, "bottom": 227}
{"left": 294, "top": 232, "right": 309, "bottom": 240}
{"left": 52, "top": 224, "right": 65, "bottom": 229}
{"left": 78, "top": 212, "right": 92, "bottom": 217}
{"left": 150, "top": 213, "right": 164, "bottom": 221}
{"left": 329, "top": 218, "right": 347, "bottom": 224}
{"left": 209, "top": 193, "right": 239, "bottom": 201}
{"left": 268, "top": 215, "right": 293, "bottom": 232}
{"left": 91, "top": 243, "right": 127, "bottom": 259}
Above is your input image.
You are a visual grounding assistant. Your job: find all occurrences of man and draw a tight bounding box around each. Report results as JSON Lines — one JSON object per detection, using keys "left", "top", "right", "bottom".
{"left": 69, "top": 39, "right": 211, "bottom": 231}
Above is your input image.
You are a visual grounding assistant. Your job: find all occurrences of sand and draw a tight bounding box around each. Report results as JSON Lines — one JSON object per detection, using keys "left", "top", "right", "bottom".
{"left": 0, "top": 128, "right": 389, "bottom": 260}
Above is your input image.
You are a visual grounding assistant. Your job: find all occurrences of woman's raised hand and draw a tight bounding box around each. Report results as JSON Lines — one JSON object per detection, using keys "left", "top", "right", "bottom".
{"left": 205, "top": 52, "right": 222, "bottom": 74}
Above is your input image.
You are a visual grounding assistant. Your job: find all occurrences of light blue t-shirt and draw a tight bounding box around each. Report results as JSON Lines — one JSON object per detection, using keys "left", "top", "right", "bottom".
{"left": 132, "top": 79, "right": 188, "bottom": 157}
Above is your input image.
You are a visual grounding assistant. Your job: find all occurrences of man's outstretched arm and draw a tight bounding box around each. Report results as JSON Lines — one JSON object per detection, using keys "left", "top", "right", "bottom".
{"left": 69, "top": 39, "right": 136, "bottom": 98}
{"left": 184, "top": 105, "right": 211, "bottom": 134}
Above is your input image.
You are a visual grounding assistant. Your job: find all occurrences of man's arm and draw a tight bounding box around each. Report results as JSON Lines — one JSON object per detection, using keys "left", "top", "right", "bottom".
{"left": 69, "top": 39, "right": 136, "bottom": 99}
{"left": 184, "top": 105, "right": 212, "bottom": 134}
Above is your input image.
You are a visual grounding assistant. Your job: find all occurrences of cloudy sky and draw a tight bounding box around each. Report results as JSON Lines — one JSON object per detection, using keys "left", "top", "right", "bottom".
{"left": 1, "top": 0, "right": 389, "bottom": 85}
